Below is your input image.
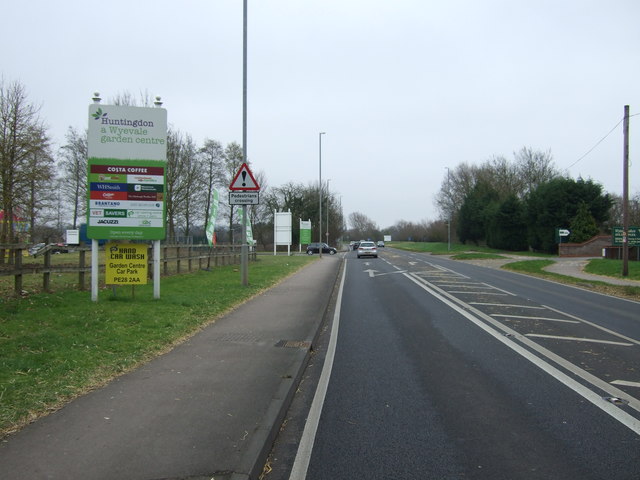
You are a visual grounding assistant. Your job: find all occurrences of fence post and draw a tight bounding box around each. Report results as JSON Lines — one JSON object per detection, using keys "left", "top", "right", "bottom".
{"left": 78, "top": 249, "right": 86, "bottom": 290}
{"left": 14, "top": 247, "right": 23, "bottom": 295}
{"left": 43, "top": 250, "right": 51, "bottom": 292}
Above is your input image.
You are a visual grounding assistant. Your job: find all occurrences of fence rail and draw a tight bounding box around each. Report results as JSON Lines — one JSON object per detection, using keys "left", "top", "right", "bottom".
{"left": 0, "top": 244, "right": 255, "bottom": 297}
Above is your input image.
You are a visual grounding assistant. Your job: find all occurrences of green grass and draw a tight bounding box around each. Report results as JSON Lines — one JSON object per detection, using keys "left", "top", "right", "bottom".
{"left": 0, "top": 255, "right": 314, "bottom": 437}
{"left": 584, "top": 258, "right": 640, "bottom": 280}
{"left": 501, "top": 259, "right": 557, "bottom": 275}
{"left": 503, "top": 259, "right": 640, "bottom": 299}
{"left": 450, "top": 253, "right": 507, "bottom": 260}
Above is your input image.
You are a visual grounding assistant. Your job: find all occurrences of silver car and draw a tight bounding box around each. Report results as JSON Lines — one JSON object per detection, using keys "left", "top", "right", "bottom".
{"left": 357, "top": 241, "right": 378, "bottom": 258}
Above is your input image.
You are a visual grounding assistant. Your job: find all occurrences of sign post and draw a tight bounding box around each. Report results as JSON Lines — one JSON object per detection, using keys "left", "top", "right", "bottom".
{"left": 300, "top": 219, "right": 312, "bottom": 253}
{"left": 87, "top": 94, "right": 167, "bottom": 301}
{"left": 229, "top": 162, "right": 260, "bottom": 285}
{"left": 556, "top": 228, "right": 570, "bottom": 244}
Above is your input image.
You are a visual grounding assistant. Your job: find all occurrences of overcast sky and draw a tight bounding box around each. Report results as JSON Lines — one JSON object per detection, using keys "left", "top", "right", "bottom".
{"left": 3, "top": 0, "right": 640, "bottom": 228}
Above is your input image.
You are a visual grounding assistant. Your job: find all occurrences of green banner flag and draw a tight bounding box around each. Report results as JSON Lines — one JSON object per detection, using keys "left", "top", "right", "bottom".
{"left": 205, "top": 190, "right": 219, "bottom": 246}
{"left": 242, "top": 207, "right": 256, "bottom": 246}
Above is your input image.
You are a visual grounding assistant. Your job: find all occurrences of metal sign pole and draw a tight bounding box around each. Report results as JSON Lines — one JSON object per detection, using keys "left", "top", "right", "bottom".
{"left": 241, "top": 0, "right": 249, "bottom": 286}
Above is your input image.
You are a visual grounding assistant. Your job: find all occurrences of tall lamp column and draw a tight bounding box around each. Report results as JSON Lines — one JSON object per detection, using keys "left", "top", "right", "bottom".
{"left": 318, "top": 132, "right": 326, "bottom": 257}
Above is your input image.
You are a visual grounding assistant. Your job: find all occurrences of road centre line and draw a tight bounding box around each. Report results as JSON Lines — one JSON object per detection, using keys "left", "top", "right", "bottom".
{"left": 524, "top": 334, "right": 634, "bottom": 347}
{"left": 403, "top": 271, "right": 640, "bottom": 426}
{"left": 491, "top": 314, "right": 580, "bottom": 324}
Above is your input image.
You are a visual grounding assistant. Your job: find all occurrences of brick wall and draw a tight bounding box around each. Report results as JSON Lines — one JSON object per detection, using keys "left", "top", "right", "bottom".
{"left": 558, "top": 235, "right": 611, "bottom": 257}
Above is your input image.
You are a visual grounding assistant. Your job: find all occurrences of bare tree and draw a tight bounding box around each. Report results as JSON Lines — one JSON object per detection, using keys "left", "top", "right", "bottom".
{"left": 0, "top": 79, "right": 50, "bottom": 245}
{"left": 179, "top": 134, "right": 202, "bottom": 239}
{"left": 514, "top": 147, "right": 559, "bottom": 196}
{"left": 23, "top": 129, "right": 55, "bottom": 238}
{"left": 109, "top": 90, "right": 155, "bottom": 107}
{"left": 58, "top": 127, "right": 87, "bottom": 229}
{"left": 199, "top": 139, "right": 225, "bottom": 228}
{"left": 165, "top": 128, "right": 190, "bottom": 242}
{"left": 348, "top": 211, "right": 379, "bottom": 240}
{"left": 222, "top": 142, "right": 245, "bottom": 244}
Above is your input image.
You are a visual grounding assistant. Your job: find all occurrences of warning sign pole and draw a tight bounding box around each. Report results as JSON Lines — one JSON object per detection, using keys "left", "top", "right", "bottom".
{"left": 241, "top": 0, "right": 249, "bottom": 287}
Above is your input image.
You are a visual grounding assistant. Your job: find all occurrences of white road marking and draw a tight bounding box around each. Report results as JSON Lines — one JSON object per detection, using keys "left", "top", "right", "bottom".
{"left": 524, "top": 334, "right": 634, "bottom": 346}
{"left": 611, "top": 380, "right": 640, "bottom": 388}
{"left": 543, "top": 304, "right": 640, "bottom": 346}
{"left": 492, "top": 314, "right": 580, "bottom": 324}
{"left": 363, "top": 269, "right": 407, "bottom": 278}
{"left": 448, "top": 291, "right": 509, "bottom": 296}
{"left": 404, "top": 272, "right": 640, "bottom": 435}
{"left": 469, "top": 303, "right": 545, "bottom": 309}
{"left": 289, "top": 261, "right": 346, "bottom": 480}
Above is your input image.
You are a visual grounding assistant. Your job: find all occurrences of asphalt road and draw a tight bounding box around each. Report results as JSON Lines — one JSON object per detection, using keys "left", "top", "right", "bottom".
{"left": 265, "top": 248, "right": 640, "bottom": 480}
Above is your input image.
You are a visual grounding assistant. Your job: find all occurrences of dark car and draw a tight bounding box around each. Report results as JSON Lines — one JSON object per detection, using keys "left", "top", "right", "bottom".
{"left": 306, "top": 242, "right": 337, "bottom": 255}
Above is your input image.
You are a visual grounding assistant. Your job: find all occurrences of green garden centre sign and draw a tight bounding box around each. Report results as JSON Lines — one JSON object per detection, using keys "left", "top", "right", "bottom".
{"left": 300, "top": 219, "right": 312, "bottom": 244}
{"left": 612, "top": 226, "right": 640, "bottom": 246}
{"left": 86, "top": 105, "right": 167, "bottom": 240}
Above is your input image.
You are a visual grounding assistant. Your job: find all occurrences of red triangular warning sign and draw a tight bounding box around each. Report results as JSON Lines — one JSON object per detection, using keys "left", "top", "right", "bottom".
{"left": 229, "top": 163, "right": 260, "bottom": 191}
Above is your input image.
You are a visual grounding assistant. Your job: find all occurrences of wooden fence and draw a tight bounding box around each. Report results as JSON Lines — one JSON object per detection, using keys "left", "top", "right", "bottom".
{"left": 0, "top": 244, "right": 255, "bottom": 297}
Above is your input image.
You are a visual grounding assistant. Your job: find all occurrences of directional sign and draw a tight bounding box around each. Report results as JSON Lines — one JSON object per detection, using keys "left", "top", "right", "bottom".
{"left": 229, "top": 163, "right": 260, "bottom": 191}
{"left": 612, "top": 226, "right": 640, "bottom": 246}
{"left": 558, "top": 229, "right": 570, "bottom": 236}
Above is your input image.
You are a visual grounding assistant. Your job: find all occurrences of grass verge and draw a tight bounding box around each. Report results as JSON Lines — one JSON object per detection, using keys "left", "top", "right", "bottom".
{"left": 503, "top": 259, "right": 640, "bottom": 300}
{"left": 0, "top": 254, "right": 314, "bottom": 437}
{"left": 388, "top": 241, "right": 550, "bottom": 258}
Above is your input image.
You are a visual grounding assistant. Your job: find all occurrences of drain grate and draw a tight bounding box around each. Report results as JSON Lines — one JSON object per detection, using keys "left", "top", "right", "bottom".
{"left": 275, "top": 340, "right": 311, "bottom": 349}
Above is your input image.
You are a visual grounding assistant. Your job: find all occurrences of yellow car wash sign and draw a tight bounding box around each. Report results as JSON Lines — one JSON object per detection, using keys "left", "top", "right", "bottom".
{"left": 105, "top": 243, "right": 148, "bottom": 285}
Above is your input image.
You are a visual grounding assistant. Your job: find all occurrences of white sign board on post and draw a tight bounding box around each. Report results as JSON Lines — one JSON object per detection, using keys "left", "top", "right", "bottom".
{"left": 274, "top": 211, "right": 292, "bottom": 255}
{"left": 86, "top": 99, "right": 167, "bottom": 301}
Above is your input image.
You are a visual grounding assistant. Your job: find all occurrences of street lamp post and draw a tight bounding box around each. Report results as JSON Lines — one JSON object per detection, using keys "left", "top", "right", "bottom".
{"left": 319, "top": 132, "right": 325, "bottom": 257}
{"left": 326, "top": 179, "right": 331, "bottom": 246}
{"left": 446, "top": 167, "right": 451, "bottom": 251}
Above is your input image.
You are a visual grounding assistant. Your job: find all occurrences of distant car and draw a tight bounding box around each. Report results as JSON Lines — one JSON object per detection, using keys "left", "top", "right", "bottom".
{"left": 306, "top": 242, "right": 337, "bottom": 255}
{"left": 377, "top": 241, "right": 385, "bottom": 247}
{"left": 49, "top": 243, "right": 70, "bottom": 254}
{"left": 29, "top": 242, "right": 46, "bottom": 256}
{"left": 357, "top": 241, "right": 378, "bottom": 258}
{"left": 351, "top": 241, "right": 360, "bottom": 251}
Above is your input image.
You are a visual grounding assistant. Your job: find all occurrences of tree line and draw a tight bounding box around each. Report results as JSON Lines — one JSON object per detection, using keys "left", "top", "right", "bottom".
{"left": 0, "top": 80, "right": 345, "bottom": 249}
{"left": 432, "top": 147, "right": 638, "bottom": 253}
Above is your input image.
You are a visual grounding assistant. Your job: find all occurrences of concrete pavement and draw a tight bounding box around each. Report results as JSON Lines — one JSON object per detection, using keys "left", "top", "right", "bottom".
{"left": 0, "top": 255, "right": 343, "bottom": 480}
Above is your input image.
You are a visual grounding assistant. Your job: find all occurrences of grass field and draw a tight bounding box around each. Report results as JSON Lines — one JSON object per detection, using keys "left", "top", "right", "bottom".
{"left": 0, "top": 254, "right": 314, "bottom": 437}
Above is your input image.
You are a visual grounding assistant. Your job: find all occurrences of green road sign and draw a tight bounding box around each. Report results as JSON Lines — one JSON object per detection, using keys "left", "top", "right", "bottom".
{"left": 612, "top": 226, "right": 640, "bottom": 246}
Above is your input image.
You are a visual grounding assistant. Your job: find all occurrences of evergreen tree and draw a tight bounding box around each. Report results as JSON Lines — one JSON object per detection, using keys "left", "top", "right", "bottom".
{"left": 487, "top": 195, "right": 529, "bottom": 251}
{"left": 569, "top": 202, "right": 599, "bottom": 243}
{"left": 457, "top": 181, "right": 499, "bottom": 245}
